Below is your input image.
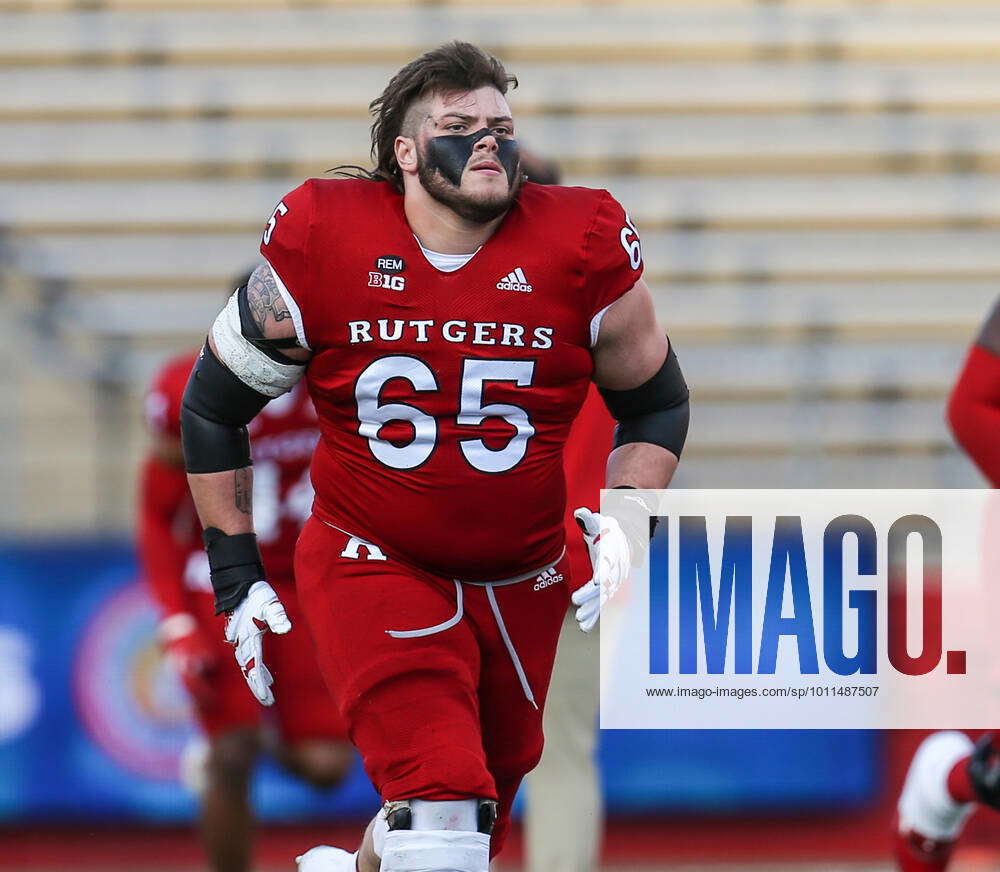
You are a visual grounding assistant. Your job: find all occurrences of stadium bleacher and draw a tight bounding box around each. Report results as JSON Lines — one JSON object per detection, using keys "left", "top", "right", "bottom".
{"left": 2, "top": 0, "right": 997, "bottom": 532}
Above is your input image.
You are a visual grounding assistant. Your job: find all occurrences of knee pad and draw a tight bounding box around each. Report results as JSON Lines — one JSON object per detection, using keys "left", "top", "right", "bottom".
{"left": 378, "top": 799, "right": 497, "bottom": 872}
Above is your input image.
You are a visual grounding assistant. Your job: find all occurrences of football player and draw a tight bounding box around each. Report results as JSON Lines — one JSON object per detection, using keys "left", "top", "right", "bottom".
{"left": 141, "top": 331, "right": 353, "bottom": 872}
{"left": 180, "top": 42, "right": 689, "bottom": 872}
{"left": 893, "top": 298, "right": 1000, "bottom": 871}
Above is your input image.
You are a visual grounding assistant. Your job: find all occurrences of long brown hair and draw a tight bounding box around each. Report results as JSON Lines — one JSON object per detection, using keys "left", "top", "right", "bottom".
{"left": 334, "top": 42, "right": 517, "bottom": 192}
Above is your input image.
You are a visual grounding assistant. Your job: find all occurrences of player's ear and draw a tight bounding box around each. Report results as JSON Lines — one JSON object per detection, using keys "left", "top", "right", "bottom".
{"left": 395, "top": 136, "right": 418, "bottom": 175}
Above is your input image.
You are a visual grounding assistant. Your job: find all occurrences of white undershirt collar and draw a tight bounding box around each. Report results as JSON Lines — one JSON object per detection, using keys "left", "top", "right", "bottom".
{"left": 417, "top": 238, "right": 479, "bottom": 273}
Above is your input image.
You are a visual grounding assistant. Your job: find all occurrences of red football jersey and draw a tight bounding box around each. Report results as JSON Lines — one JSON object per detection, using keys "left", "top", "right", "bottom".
{"left": 141, "top": 351, "right": 318, "bottom": 610}
{"left": 261, "top": 179, "right": 642, "bottom": 581}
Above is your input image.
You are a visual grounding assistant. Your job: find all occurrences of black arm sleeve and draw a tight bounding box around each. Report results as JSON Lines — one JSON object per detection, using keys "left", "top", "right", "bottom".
{"left": 181, "top": 345, "right": 272, "bottom": 613}
{"left": 180, "top": 343, "right": 270, "bottom": 474}
{"left": 598, "top": 344, "right": 690, "bottom": 458}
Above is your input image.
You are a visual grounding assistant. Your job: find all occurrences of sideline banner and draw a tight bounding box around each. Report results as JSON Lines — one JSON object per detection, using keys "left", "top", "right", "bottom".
{"left": 0, "top": 540, "right": 878, "bottom": 820}
{"left": 0, "top": 541, "right": 379, "bottom": 822}
{"left": 600, "top": 489, "right": 1000, "bottom": 730}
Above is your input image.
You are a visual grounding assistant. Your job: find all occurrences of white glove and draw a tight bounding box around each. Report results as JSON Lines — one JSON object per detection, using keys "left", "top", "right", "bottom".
{"left": 224, "top": 580, "right": 291, "bottom": 705}
{"left": 571, "top": 507, "right": 631, "bottom": 633}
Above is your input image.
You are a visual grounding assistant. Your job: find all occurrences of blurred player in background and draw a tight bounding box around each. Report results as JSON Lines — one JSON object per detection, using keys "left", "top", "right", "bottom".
{"left": 179, "top": 42, "right": 687, "bottom": 872}
{"left": 525, "top": 383, "right": 614, "bottom": 872}
{"left": 139, "top": 284, "right": 354, "bottom": 872}
{"left": 893, "top": 298, "right": 1000, "bottom": 871}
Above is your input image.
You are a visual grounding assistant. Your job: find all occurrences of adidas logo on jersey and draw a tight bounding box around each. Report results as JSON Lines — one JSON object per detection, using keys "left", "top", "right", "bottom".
{"left": 533, "top": 567, "right": 564, "bottom": 591}
{"left": 496, "top": 267, "right": 533, "bottom": 293}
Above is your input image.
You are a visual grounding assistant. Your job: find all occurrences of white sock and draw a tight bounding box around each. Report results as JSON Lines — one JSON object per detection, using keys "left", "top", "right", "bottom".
{"left": 898, "top": 731, "right": 976, "bottom": 841}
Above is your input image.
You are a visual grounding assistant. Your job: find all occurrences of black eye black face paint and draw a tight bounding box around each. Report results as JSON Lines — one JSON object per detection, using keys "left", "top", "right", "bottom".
{"left": 424, "top": 127, "right": 520, "bottom": 187}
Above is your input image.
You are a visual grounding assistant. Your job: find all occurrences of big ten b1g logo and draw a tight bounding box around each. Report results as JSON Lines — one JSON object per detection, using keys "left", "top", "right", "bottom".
{"left": 369, "top": 255, "right": 406, "bottom": 291}
{"left": 648, "top": 513, "right": 964, "bottom": 677}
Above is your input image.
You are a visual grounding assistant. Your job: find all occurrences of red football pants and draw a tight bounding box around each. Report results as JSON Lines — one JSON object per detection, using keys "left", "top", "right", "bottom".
{"left": 294, "top": 515, "right": 571, "bottom": 857}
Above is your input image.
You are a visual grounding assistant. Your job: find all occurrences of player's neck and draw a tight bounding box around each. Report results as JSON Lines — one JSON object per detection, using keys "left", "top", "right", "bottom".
{"left": 403, "top": 187, "right": 505, "bottom": 255}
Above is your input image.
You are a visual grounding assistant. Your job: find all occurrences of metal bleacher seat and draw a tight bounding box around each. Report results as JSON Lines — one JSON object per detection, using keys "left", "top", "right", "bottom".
{"left": 1, "top": 0, "right": 998, "bottom": 531}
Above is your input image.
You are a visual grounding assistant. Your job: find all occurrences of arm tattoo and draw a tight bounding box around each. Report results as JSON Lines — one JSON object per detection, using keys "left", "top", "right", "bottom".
{"left": 234, "top": 468, "right": 252, "bottom": 515}
{"left": 246, "top": 265, "right": 291, "bottom": 334}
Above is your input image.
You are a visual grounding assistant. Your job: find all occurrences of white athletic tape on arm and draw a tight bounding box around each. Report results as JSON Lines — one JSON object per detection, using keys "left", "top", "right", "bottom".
{"left": 211, "top": 292, "right": 305, "bottom": 398}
